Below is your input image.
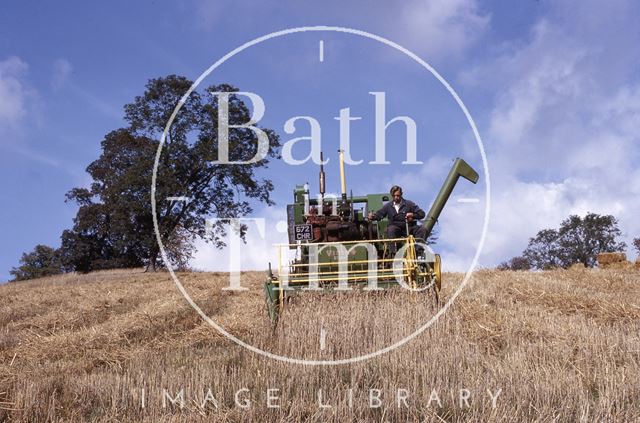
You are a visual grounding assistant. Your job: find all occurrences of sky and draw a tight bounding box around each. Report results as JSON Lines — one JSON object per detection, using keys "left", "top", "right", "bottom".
{"left": 1, "top": 0, "right": 639, "bottom": 282}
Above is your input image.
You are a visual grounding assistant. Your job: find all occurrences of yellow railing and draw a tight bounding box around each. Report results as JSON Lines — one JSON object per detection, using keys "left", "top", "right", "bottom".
{"left": 269, "top": 235, "right": 438, "bottom": 317}
{"left": 275, "top": 236, "right": 428, "bottom": 288}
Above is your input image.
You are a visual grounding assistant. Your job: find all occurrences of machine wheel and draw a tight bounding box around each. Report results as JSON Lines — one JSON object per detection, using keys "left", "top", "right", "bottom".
{"left": 433, "top": 254, "right": 442, "bottom": 304}
{"left": 264, "top": 280, "right": 280, "bottom": 326}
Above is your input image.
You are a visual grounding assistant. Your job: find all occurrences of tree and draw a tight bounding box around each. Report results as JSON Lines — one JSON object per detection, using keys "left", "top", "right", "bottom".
{"left": 634, "top": 238, "right": 640, "bottom": 255}
{"left": 523, "top": 229, "right": 563, "bottom": 270}
{"left": 10, "top": 245, "right": 63, "bottom": 281}
{"left": 61, "top": 130, "right": 159, "bottom": 272}
{"left": 522, "top": 213, "right": 626, "bottom": 270}
{"left": 62, "top": 75, "right": 280, "bottom": 272}
{"left": 497, "top": 256, "right": 530, "bottom": 271}
{"left": 557, "top": 213, "right": 626, "bottom": 267}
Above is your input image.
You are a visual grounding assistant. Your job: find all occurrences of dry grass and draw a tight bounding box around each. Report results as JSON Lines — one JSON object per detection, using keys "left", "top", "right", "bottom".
{"left": 1, "top": 267, "right": 639, "bottom": 422}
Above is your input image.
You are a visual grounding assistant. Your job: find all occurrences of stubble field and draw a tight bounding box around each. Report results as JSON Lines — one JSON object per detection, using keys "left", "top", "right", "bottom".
{"left": 1, "top": 267, "right": 639, "bottom": 422}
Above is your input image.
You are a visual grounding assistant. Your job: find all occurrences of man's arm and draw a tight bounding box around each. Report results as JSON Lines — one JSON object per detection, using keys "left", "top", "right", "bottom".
{"left": 408, "top": 201, "right": 426, "bottom": 220}
{"left": 369, "top": 203, "right": 389, "bottom": 220}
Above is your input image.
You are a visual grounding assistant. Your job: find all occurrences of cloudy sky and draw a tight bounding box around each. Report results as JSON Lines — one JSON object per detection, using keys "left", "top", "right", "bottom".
{"left": 1, "top": 0, "right": 639, "bottom": 281}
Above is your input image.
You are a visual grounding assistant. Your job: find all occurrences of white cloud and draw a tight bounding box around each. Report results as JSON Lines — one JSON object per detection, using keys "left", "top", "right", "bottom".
{"left": 190, "top": 0, "right": 490, "bottom": 63}
{"left": 389, "top": 0, "right": 490, "bottom": 61}
{"left": 0, "top": 56, "right": 29, "bottom": 126}
{"left": 51, "top": 58, "right": 73, "bottom": 91}
{"left": 483, "top": 21, "right": 595, "bottom": 177}
{"left": 188, "top": 0, "right": 640, "bottom": 271}
{"left": 455, "top": 2, "right": 640, "bottom": 266}
{"left": 385, "top": 1, "right": 640, "bottom": 269}
{"left": 436, "top": 166, "right": 640, "bottom": 271}
{"left": 0, "top": 56, "right": 93, "bottom": 177}
{"left": 191, "top": 206, "right": 289, "bottom": 272}
{"left": 486, "top": 173, "right": 639, "bottom": 264}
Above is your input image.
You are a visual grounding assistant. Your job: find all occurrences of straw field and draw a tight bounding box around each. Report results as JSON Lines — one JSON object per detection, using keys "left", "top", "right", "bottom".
{"left": 1, "top": 266, "right": 639, "bottom": 422}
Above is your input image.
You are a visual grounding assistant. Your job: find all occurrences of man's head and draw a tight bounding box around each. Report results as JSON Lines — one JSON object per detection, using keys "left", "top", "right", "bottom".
{"left": 390, "top": 185, "right": 403, "bottom": 204}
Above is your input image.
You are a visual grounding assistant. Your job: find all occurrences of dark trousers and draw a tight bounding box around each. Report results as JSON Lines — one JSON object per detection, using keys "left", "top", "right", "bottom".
{"left": 386, "top": 224, "right": 428, "bottom": 255}
{"left": 386, "top": 224, "right": 427, "bottom": 240}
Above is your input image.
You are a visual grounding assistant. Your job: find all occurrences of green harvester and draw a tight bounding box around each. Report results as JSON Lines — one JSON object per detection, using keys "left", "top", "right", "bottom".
{"left": 265, "top": 151, "right": 479, "bottom": 323}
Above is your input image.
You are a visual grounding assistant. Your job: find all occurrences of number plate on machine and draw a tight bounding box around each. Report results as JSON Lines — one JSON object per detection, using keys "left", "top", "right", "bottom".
{"left": 294, "top": 224, "right": 313, "bottom": 241}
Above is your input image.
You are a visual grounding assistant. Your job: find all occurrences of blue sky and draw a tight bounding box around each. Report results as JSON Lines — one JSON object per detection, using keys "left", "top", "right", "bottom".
{"left": 1, "top": 0, "right": 639, "bottom": 281}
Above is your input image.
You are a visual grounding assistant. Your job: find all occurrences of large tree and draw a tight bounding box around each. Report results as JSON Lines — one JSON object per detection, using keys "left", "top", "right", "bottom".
{"left": 62, "top": 75, "right": 280, "bottom": 271}
{"left": 522, "top": 213, "right": 626, "bottom": 270}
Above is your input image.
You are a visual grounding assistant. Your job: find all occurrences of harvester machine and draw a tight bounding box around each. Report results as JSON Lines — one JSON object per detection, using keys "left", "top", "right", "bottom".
{"left": 264, "top": 151, "right": 479, "bottom": 323}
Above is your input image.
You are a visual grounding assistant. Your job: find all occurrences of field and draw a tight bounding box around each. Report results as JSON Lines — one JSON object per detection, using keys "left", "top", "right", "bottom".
{"left": 1, "top": 267, "right": 639, "bottom": 422}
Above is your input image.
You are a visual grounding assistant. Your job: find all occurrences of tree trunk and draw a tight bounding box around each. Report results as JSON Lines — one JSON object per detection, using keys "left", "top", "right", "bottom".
{"left": 145, "top": 250, "right": 159, "bottom": 272}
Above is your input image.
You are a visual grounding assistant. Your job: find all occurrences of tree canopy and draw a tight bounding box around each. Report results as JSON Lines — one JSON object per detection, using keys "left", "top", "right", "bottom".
{"left": 10, "top": 245, "right": 64, "bottom": 281}
{"left": 11, "top": 75, "right": 281, "bottom": 279}
{"left": 520, "top": 213, "right": 626, "bottom": 270}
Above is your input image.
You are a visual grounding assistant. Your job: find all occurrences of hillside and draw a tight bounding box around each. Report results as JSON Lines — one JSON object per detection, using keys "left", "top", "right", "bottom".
{"left": 1, "top": 267, "right": 639, "bottom": 422}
